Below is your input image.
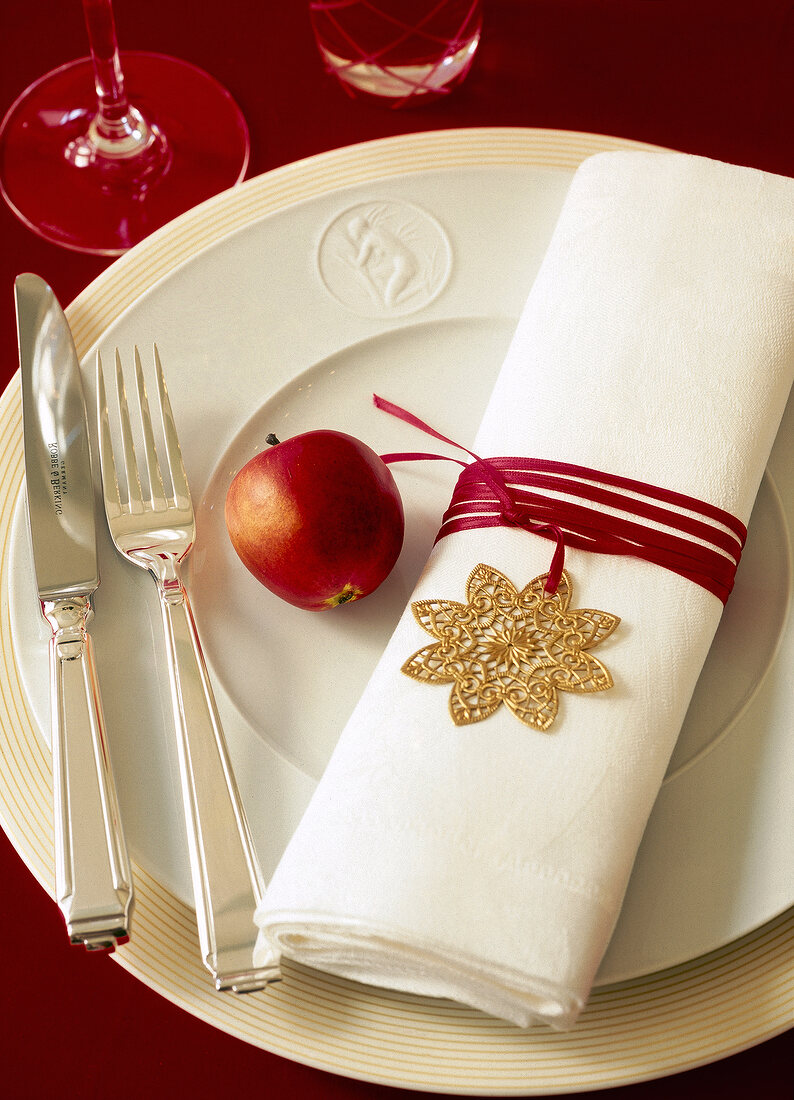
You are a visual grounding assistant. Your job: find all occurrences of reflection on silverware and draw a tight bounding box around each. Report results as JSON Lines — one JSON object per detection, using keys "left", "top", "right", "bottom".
{"left": 96, "top": 343, "right": 279, "bottom": 993}
{"left": 15, "top": 273, "right": 133, "bottom": 951}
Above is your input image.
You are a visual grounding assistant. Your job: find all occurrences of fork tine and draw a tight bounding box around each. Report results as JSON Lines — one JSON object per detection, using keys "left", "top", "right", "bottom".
{"left": 153, "top": 344, "right": 191, "bottom": 509}
{"left": 115, "top": 349, "right": 144, "bottom": 515}
{"left": 96, "top": 351, "right": 123, "bottom": 520}
{"left": 134, "top": 346, "right": 166, "bottom": 510}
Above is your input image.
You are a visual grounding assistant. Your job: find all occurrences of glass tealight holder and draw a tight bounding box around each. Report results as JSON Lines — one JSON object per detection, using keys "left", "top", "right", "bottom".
{"left": 309, "top": 0, "right": 483, "bottom": 107}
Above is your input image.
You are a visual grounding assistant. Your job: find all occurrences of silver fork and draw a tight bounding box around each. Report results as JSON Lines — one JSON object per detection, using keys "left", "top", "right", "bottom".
{"left": 97, "top": 345, "right": 280, "bottom": 993}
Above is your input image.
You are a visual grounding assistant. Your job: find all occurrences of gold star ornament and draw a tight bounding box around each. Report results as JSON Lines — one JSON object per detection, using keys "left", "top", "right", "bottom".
{"left": 402, "top": 564, "right": 620, "bottom": 731}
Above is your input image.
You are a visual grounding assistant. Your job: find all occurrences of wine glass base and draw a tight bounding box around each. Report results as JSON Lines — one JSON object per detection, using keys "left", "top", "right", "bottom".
{"left": 0, "top": 52, "right": 250, "bottom": 256}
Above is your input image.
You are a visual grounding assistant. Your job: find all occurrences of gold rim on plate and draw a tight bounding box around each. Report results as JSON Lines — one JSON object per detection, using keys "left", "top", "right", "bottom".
{"left": 1, "top": 128, "right": 791, "bottom": 1094}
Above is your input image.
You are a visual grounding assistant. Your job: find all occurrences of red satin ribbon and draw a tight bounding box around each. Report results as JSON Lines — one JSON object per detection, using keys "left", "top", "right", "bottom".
{"left": 374, "top": 394, "right": 746, "bottom": 604}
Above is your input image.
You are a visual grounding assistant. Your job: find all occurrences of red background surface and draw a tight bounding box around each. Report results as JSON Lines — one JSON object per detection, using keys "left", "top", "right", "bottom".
{"left": 0, "top": 2, "right": 792, "bottom": 1097}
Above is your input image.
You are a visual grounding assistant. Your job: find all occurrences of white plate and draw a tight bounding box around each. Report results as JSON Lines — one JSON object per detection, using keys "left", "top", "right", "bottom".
{"left": 1, "top": 129, "right": 792, "bottom": 1094}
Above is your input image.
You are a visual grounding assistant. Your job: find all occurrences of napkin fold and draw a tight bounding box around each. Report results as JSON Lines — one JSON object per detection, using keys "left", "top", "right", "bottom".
{"left": 253, "top": 151, "right": 794, "bottom": 1028}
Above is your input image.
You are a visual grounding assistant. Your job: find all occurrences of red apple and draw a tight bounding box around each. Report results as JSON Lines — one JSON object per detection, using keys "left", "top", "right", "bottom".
{"left": 225, "top": 429, "right": 404, "bottom": 611}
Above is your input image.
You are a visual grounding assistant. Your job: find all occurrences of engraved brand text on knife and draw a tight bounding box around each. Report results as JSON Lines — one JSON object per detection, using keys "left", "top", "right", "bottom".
{"left": 47, "top": 441, "right": 68, "bottom": 514}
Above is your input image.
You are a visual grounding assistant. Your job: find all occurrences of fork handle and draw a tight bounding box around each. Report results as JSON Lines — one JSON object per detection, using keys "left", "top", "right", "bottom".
{"left": 157, "top": 571, "right": 280, "bottom": 992}
{"left": 44, "top": 595, "right": 133, "bottom": 950}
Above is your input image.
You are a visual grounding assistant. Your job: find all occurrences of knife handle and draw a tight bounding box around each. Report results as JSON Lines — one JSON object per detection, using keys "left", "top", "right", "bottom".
{"left": 156, "top": 568, "right": 280, "bottom": 992}
{"left": 43, "top": 594, "right": 133, "bottom": 950}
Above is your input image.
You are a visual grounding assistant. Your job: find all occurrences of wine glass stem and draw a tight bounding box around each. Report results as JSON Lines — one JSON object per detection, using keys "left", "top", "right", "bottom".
{"left": 81, "top": 0, "right": 159, "bottom": 156}
{"left": 83, "top": 0, "right": 128, "bottom": 123}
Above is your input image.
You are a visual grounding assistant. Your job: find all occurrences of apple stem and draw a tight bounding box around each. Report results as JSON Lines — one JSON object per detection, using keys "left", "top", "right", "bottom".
{"left": 265, "top": 433, "right": 280, "bottom": 446}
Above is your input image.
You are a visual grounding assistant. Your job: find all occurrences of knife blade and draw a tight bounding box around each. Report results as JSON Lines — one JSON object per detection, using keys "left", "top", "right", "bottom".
{"left": 15, "top": 273, "right": 133, "bottom": 950}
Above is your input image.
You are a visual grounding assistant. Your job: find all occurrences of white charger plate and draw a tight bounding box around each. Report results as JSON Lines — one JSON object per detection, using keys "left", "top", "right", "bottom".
{"left": 1, "top": 129, "right": 792, "bottom": 1094}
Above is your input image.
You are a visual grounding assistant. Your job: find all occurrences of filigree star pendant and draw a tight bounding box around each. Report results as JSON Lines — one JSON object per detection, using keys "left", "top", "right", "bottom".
{"left": 402, "top": 564, "right": 620, "bottom": 731}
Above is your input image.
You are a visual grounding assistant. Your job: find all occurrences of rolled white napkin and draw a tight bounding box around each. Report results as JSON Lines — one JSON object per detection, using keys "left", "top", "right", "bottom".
{"left": 253, "top": 151, "right": 794, "bottom": 1028}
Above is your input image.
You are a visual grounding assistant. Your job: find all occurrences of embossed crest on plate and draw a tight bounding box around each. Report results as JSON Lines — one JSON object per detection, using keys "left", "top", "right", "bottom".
{"left": 317, "top": 200, "right": 452, "bottom": 317}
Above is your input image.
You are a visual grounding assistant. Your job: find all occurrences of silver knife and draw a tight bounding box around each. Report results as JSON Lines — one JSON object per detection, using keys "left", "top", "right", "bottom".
{"left": 15, "top": 273, "right": 133, "bottom": 950}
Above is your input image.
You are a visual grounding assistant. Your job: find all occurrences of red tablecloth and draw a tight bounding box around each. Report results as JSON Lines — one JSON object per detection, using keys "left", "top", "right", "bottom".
{"left": 1, "top": 2, "right": 792, "bottom": 1096}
